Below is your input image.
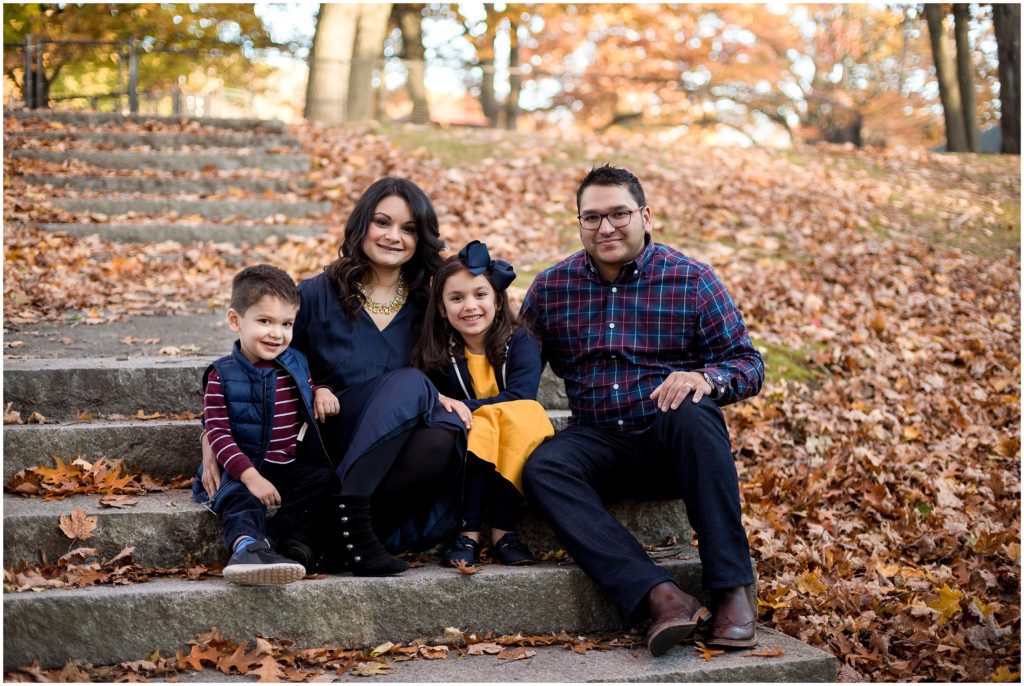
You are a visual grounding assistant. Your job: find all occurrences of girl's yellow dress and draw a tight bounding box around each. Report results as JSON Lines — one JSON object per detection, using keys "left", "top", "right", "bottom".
{"left": 463, "top": 349, "right": 554, "bottom": 493}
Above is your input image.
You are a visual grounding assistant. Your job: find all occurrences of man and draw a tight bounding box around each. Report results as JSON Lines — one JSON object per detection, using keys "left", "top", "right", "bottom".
{"left": 520, "top": 164, "right": 764, "bottom": 656}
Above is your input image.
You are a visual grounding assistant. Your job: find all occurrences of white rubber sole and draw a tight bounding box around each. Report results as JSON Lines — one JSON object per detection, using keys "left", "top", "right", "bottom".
{"left": 223, "top": 562, "right": 306, "bottom": 586}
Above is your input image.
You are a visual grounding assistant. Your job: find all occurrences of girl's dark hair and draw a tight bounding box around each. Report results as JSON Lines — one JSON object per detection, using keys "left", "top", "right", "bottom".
{"left": 325, "top": 177, "right": 445, "bottom": 319}
{"left": 414, "top": 257, "right": 517, "bottom": 374}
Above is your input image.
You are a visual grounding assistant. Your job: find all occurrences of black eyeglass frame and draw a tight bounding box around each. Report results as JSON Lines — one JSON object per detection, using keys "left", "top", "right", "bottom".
{"left": 577, "top": 206, "right": 645, "bottom": 231}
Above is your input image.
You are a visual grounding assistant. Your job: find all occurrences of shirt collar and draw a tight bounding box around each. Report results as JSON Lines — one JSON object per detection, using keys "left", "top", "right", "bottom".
{"left": 583, "top": 233, "right": 655, "bottom": 284}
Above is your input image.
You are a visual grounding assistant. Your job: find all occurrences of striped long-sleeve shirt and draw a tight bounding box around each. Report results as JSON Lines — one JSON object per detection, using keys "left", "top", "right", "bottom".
{"left": 203, "top": 365, "right": 310, "bottom": 480}
{"left": 520, "top": 237, "right": 764, "bottom": 432}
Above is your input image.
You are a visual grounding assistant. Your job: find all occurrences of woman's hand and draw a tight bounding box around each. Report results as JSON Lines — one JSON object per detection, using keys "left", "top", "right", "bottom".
{"left": 200, "top": 432, "right": 221, "bottom": 498}
{"left": 314, "top": 387, "right": 341, "bottom": 422}
{"left": 438, "top": 394, "right": 473, "bottom": 429}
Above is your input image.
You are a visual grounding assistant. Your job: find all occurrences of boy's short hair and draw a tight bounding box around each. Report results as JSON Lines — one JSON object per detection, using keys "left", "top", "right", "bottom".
{"left": 229, "top": 265, "right": 300, "bottom": 314}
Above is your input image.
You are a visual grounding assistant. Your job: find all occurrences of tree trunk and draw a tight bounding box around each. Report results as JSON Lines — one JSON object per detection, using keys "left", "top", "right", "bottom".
{"left": 952, "top": 4, "right": 978, "bottom": 152}
{"left": 478, "top": 4, "right": 499, "bottom": 127}
{"left": 305, "top": 4, "right": 360, "bottom": 125}
{"left": 925, "top": 4, "right": 968, "bottom": 152}
{"left": 394, "top": 4, "right": 430, "bottom": 124}
{"left": 504, "top": 16, "right": 521, "bottom": 130}
{"left": 348, "top": 4, "right": 392, "bottom": 122}
{"left": 993, "top": 3, "right": 1020, "bottom": 154}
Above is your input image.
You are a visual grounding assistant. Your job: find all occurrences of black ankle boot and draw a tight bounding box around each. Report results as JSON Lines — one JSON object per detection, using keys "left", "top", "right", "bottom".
{"left": 330, "top": 495, "right": 408, "bottom": 576}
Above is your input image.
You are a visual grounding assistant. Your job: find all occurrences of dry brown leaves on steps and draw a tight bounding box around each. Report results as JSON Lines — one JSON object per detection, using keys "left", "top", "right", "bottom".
{"left": 4, "top": 627, "right": 640, "bottom": 682}
{"left": 6, "top": 455, "right": 191, "bottom": 499}
{"left": 4, "top": 547, "right": 219, "bottom": 593}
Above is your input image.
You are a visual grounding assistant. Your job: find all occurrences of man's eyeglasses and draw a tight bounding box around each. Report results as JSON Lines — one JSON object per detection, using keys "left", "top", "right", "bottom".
{"left": 577, "top": 207, "right": 644, "bottom": 231}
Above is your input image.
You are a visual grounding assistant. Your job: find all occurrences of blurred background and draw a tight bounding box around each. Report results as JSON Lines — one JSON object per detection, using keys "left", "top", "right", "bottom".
{"left": 2, "top": 3, "right": 1019, "bottom": 153}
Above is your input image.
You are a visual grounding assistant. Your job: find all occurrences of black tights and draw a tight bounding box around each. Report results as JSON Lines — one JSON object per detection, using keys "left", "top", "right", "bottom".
{"left": 460, "top": 453, "right": 524, "bottom": 533}
{"left": 340, "top": 426, "right": 458, "bottom": 533}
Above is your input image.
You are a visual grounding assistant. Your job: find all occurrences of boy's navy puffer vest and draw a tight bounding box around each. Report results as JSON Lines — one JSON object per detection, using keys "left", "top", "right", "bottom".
{"left": 192, "top": 341, "right": 332, "bottom": 510}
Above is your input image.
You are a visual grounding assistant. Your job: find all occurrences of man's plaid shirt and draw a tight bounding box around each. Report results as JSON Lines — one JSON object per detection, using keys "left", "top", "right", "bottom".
{"left": 520, "top": 237, "right": 764, "bottom": 432}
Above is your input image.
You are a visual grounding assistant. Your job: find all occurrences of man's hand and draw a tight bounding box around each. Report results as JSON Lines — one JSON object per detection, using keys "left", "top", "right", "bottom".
{"left": 200, "top": 433, "right": 221, "bottom": 498}
{"left": 240, "top": 468, "right": 281, "bottom": 506}
{"left": 438, "top": 394, "right": 473, "bottom": 429}
{"left": 650, "top": 371, "right": 713, "bottom": 411}
{"left": 313, "top": 387, "right": 340, "bottom": 422}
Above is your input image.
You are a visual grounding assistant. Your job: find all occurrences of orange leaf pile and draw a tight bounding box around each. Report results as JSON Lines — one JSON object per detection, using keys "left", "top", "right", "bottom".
{"left": 6, "top": 456, "right": 191, "bottom": 499}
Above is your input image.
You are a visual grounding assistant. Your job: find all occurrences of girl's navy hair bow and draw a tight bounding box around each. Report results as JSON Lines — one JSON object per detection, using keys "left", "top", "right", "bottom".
{"left": 457, "top": 240, "right": 516, "bottom": 292}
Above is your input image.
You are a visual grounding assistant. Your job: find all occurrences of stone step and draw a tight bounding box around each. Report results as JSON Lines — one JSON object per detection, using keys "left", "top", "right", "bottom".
{"left": 3, "top": 488, "right": 683, "bottom": 569}
{"left": 51, "top": 198, "right": 330, "bottom": 219}
{"left": 3, "top": 412, "right": 573, "bottom": 483}
{"left": 25, "top": 222, "right": 328, "bottom": 244}
{"left": 22, "top": 174, "right": 311, "bottom": 194}
{"left": 3, "top": 419, "right": 202, "bottom": 482}
{"left": 1, "top": 557, "right": 713, "bottom": 671}
{"left": 327, "top": 631, "right": 835, "bottom": 682}
{"left": 7, "top": 130, "right": 300, "bottom": 149}
{"left": 10, "top": 150, "right": 310, "bottom": 172}
{"left": 4, "top": 110, "right": 287, "bottom": 133}
{"left": 3, "top": 357, "right": 569, "bottom": 421}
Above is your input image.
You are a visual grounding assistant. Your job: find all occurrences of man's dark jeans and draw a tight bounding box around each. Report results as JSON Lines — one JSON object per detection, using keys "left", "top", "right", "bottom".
{"left": 522, "top": 396, "right": 754, "bottom": 619}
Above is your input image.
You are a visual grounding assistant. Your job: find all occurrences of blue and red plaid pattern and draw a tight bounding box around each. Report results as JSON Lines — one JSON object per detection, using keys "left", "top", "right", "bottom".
{"left": 520, "top": 238, "right": 764, "bottom": 432}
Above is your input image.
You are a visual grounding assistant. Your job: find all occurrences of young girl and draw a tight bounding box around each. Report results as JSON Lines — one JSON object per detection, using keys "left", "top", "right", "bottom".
{"left": 414, "top": 240, "right": 554, "bottom": 567}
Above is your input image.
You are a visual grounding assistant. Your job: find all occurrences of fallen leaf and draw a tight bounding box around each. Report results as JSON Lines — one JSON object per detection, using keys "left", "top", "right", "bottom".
{"left": 59, "top": 507, "right": 98, "bottom": 540}
{"left": 927, "top": 584, "right": 964, "bottom": 621}
{"left": 350, "top": 661, "right": 390, "bottom": 677}
{"left": 27, "top": 411, "right": 46, "bottom": 424}
{"left": 467, "top": 642, "right": 503, "bottom": 655}
{"left": 744, "top": 645, "right": 784, "bottom": 657}
{"left": 497, "top": 647, "right": 536, "bottom": 662}
{"left": 100, "top": 494, "right": 139, "bottom": 508}
{"left": 135, "top": 410, "right": 166, "bottom": 420}
{"left": 454, "top": 559, "right": 479, "bottom": 575}
{"left": 419, "top": 645, "right": 449, "bottom": 660}
{"left": 369, "top": 642, "right": 394, "bottom": 658}
{"left": 695, "top": 642, "right": 725, "bottom": 662}
{"left": 3, "top": 402, "right": 23, "bottom": 425}
{"left": 75, "top": 410, "right": 94, "bottom": 421}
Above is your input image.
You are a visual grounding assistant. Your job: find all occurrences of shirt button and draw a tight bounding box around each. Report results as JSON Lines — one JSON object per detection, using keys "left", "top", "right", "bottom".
{"left": 611, "top": 287, "right": 618, "bottom": 293}
{"left": 609, "top": 323, "right": 615, "bottom": 329}
{"left": 633, "top": 269, "right": 638, "bottom": 274}
{"left": 611, "top": 354, "right": 617, "bottom": 359}
{"left": 617, "top": 419, "right": 624, "bottom": 426}
{"left": 613, "top": 383, "right": 619, "bottom": 390}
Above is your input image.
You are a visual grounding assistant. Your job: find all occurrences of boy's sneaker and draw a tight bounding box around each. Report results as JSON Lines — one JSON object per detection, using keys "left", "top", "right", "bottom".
{"left": 223, "top": 540, "right": 306, "bottom": 585}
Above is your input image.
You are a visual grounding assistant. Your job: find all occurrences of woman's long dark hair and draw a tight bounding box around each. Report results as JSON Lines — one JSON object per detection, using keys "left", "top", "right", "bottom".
{"left": 414, "top": 257, "right": 517, "bottom": 375}
{"left": 325, "top": 177, "right": 445, "bottom": 319}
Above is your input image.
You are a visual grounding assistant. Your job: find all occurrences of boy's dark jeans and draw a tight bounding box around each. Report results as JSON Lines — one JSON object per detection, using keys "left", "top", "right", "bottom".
{"left": 218, "top": 461, "right": 338, "bottom": 552}
{"left": 522, "top": 396, "right": 755, "bottom": 620}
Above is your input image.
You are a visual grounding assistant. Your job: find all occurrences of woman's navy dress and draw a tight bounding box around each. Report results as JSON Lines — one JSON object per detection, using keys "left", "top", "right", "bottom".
{"left": 292, "top": 271, "right": 465, "bottom": 550}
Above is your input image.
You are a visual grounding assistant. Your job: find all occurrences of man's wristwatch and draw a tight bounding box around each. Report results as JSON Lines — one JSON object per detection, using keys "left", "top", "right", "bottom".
{"left": 701, "top": 372, "right": 719, "bottom": 399}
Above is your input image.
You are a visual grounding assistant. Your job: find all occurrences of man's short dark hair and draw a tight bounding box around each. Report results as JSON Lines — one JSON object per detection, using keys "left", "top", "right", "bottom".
{"left": 576, "top": 164, "right": 646, "bottom": 212}
{"left": 229, "top": 264, "right": 299, "bottom": 314}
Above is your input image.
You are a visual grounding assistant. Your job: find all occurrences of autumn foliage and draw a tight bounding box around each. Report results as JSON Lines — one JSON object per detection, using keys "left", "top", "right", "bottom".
{"left": 2, "top": 113, "right": 1020, "bottom": 681}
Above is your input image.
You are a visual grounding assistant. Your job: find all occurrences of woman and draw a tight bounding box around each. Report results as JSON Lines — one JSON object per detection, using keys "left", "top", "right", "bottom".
{"left": 202, "top": 177, "right": 466, "bottom": 576}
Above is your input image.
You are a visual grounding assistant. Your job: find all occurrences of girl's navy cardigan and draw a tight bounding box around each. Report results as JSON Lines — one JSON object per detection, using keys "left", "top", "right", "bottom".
{"left": 430, "top": 328, "right": 543, "bottom": 411}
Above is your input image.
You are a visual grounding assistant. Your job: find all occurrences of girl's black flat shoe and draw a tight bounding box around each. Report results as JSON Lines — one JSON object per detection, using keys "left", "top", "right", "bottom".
{"left": 443, "top": 534, "right": 481, "bottom": 567}
{"left": 492, "top": 532, "right": 535, "bottom": 566}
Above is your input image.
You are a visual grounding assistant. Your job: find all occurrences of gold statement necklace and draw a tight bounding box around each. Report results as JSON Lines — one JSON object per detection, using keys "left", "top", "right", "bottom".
{"left": 358, "top": 272, "right": 408, "bottom": 315}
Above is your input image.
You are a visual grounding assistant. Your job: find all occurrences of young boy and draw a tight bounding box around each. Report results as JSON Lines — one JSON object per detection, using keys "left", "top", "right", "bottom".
{"left": 192, "top": 264, "right": 340, "bottom": 585}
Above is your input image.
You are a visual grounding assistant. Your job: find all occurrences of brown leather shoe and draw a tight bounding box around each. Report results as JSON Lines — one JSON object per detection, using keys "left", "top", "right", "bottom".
{"left": 706, "top": 584, "right": 758, "bottom": 648}
{"left": 644, "top": 581, "right": 711, "bottom": 657}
